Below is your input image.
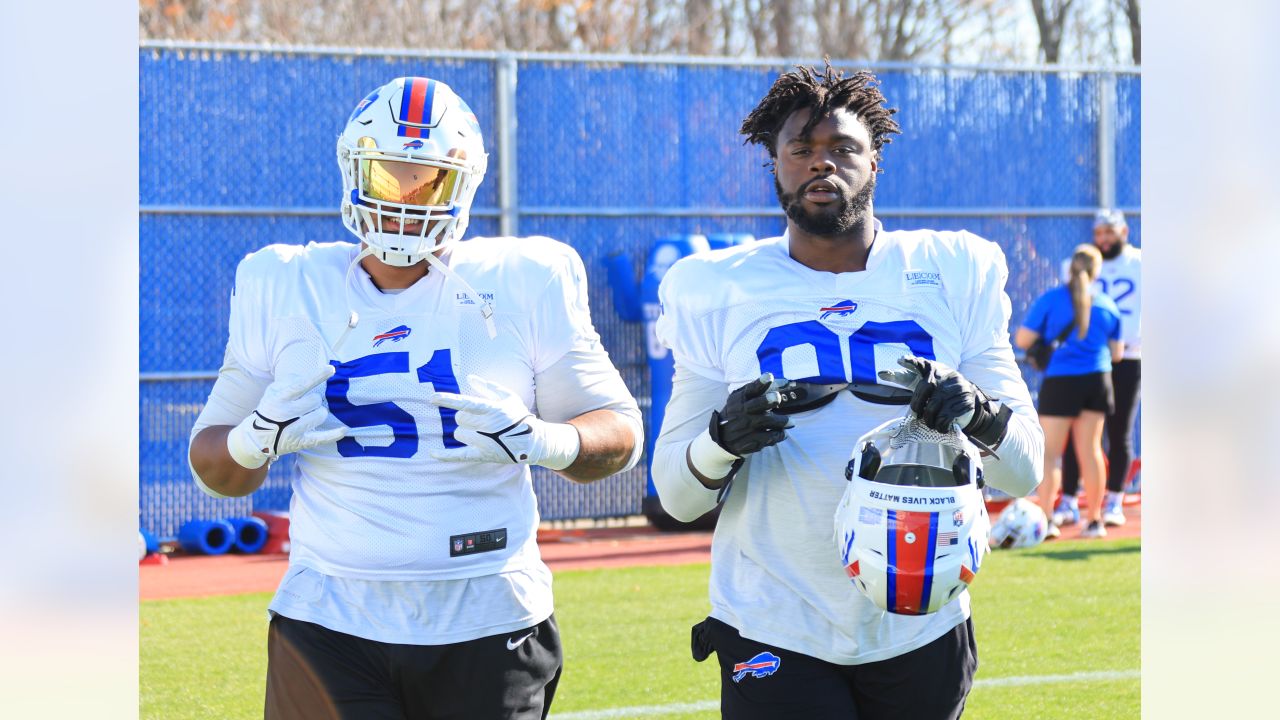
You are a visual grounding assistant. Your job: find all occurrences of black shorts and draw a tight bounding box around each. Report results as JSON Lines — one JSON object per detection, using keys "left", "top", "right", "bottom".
{"left": 693, "top": 616, "right": 977, "bottom": 719}
{"left": 1038, "top": 371, "right": 1114, "bottom": 417}
{"left": 265, "top": 613, "right": 562, "bottom": 720}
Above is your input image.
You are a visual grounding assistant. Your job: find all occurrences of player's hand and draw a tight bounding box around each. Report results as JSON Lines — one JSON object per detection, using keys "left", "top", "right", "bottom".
{"left": 877, "top": 356, "right": 1011, "bottom": 448}
{"left": 226, "top": 365, "right": 347, "bottom": 469}
{"left": 427, "top": 376, "right": 580, "bottom": 470}
{"left": 709, "top": 373, "right": 793, "bottom": 457}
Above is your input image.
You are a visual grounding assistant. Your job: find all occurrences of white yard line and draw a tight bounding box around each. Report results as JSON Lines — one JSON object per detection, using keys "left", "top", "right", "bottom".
{"left": 550, "top": 669, "right": 1141, "bottom": 719}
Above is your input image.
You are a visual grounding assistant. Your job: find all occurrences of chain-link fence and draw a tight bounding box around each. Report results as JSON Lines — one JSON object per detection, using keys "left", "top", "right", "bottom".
{"left": 140, "top": 43, "right": 1140, "bottom": 538}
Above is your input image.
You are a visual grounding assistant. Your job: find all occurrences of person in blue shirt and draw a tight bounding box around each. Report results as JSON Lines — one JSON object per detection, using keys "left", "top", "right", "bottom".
{"left": 1016, "top": 244, "right": 1123, "bottom": 539}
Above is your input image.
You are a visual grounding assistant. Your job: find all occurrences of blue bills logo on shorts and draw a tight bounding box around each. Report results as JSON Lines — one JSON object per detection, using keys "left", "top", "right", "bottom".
{"left": 819, "top": 300, "right": 858, "bottom": 319}
{"left": 372, "top": 325, "right": 412, "bottom": 347}
{"left": 732, "top": 652, "right": 781, "bottom": 682}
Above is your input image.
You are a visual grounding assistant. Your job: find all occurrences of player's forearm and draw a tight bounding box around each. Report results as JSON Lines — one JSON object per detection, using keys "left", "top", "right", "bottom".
{"left": 558, "top": 409, "right": 641, "bottom": 484}
{"left": 649, "top": 367, "right": 729, "bottom": 522}
{"left": 189, "top": 425, "right": 272, "bottom": 498}
{"left": 958, "top": 347, "right": 1044, "bottom": 498}
{"left": 981, "top": 410, "right": 1043, "bottom": 498}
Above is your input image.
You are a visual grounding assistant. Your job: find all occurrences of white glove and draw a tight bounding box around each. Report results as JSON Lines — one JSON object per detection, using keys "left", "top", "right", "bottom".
{"left": 427, "top": 375, "right": 581, "bottom": 470}
{"left": 226, "top": 364, "right": 347, "bottom": 469}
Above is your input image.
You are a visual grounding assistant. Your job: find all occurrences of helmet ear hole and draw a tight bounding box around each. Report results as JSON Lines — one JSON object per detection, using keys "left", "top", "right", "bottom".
{"left": 858, "top": 443, "right": 881, "bottom": 480}
{"left": 952, "top": 451, "right": 970, "bottom": 486}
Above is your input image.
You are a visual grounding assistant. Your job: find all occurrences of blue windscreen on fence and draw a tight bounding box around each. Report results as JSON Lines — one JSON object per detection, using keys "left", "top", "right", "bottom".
{"left": 140, "top": 48, "right": 1139, "bottom": 538}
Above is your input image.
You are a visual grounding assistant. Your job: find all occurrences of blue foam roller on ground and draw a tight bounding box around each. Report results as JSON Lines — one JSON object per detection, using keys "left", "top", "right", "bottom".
{"left": 177, "top": 519, "right": 236, "bottom": 555}
{"left": 228, "top": 516, "right": 269, "bottom": 554}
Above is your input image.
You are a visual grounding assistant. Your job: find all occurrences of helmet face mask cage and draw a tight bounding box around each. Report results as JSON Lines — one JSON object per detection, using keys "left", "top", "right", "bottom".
{"left": 834, "top": 413, "right": 992, "bottom": 616}
{"left": 335, "top": 77, "right": 488, "bottom": 267}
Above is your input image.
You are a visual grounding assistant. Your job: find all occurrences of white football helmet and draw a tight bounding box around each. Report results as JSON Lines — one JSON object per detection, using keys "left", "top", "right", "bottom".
{"left": 336, "top": 77, "right": 488, "bottom": 266}
{"left": 988, "top": 498, "right": 1049, "bottom": 549}
{"left": 833, "top": 413, "right": 991, "bottom": 616}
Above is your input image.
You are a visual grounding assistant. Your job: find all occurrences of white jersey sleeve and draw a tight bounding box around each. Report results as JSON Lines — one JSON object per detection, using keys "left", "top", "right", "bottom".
{"left": 655, "top": 255, "right": 727, "bottom": 382}
{"left": 650, "top": 362, "right": 727, "bottom": 521}
{"left": 188, "top": 345, "right": 271, "bottom": 498}
{"left": 532, "top": 347, "right": 644, "bottom": 473}
{"left": 529, "top": 239, "right": 600, "bottom": 373}
{"left": 954, "top": 236, "right": 1042, "bottom": 498}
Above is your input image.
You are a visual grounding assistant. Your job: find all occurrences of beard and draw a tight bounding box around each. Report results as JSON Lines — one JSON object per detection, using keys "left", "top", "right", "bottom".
{"left": 1097, "top": 240, "right": 1126, "bottom": 260}
{"left": 775, "top": 174, "right": 876, "bottom": 236}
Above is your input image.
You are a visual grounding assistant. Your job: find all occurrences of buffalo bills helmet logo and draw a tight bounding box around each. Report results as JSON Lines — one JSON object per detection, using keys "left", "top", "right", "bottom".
{"left": 372, "top": 325, "right": 412, "bottom": 347}
{"left": 402, "top": 139, "right": 424, "bottom": 150}
{"left": 819, "top": 300, "right": 858, "bottom": 319}
{"left": 731, "top": 652, "right": 781, "bottom": 682}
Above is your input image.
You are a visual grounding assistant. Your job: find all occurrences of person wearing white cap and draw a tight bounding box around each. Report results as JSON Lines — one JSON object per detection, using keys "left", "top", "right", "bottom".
{"left": 1054, "top": 209, "right": 1141, "bottom": 531}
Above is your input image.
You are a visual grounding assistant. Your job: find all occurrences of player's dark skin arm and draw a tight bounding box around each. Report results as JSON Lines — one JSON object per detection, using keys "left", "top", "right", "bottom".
{"left": 560, "top": 409, "right": 637, "bottom": 484}
{"left": 189, "top": 425, "right": 271, "bottom": 497}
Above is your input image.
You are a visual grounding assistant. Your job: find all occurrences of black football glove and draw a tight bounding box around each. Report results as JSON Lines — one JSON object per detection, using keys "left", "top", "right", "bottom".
{"left": 709, "top": 373, "right": 793, "bottom": 457}
{"left": 878, "top": 356, "right": 1012, "bottom": 450}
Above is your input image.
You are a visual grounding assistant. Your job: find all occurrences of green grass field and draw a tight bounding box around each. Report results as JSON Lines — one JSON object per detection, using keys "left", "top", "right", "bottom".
{"left": 140, "top": 537, "right": 1139, "bottom": 719}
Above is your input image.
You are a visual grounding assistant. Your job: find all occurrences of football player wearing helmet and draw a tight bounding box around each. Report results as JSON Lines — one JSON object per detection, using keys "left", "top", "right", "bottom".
{"left": 653, "top": 63, "right": 1042, "bottom": 719}
{"left": 188, "top": 77, "right": 643, "bottom": 720}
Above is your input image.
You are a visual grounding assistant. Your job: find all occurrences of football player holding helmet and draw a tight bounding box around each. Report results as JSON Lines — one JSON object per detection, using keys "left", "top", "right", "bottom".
{"left": 834, "top": 411, "right": 991, "bottom": 615}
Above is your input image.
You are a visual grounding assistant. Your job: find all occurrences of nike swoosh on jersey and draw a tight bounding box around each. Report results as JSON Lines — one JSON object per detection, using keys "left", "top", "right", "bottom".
{"left": 506, "top": 631, "right": 534, "bottom": 650}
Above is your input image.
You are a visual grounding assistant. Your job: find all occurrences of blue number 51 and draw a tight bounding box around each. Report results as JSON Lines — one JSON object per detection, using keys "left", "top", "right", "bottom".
{"left": 325, "top": 349, "right": 462, "bottom": 458}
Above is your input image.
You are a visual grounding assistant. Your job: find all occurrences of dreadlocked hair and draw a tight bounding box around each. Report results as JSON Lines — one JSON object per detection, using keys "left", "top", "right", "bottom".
{"left": 740, "top": 61, "right": 901, "bottom": 169}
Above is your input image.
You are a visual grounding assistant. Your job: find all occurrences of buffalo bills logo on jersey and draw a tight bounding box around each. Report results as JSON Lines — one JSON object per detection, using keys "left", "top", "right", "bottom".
{"left": 732, "top": 652, "right": 781, "bottom": 682}
{"left": 372, "top": 325, "right": 412, "bottom": 347}
{"left": 402, "top": 139, "right": 424, "bottom": 150}
{"left": 819, "top": 300, "right": 858, "bottom": 319}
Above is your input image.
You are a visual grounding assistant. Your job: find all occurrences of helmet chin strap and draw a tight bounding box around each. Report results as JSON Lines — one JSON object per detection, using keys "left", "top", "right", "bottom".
{"left": 332, "top": 232, "right": 498, "bottom": 353}
{"left": 331, "top": 245, "right": 374, "bottom": 356}
{"left": 421, "top": 250, "right": 497, "bottom": 339}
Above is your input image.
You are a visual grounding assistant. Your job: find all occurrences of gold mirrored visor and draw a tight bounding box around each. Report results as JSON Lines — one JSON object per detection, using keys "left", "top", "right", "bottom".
{"left": 359, "top": 157, "right": 461, "bottom": 208}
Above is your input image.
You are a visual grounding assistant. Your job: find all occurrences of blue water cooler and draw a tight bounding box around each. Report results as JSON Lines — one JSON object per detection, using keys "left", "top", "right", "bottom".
{"left": 608, "top": 233, "right": 754, "bottom": 530}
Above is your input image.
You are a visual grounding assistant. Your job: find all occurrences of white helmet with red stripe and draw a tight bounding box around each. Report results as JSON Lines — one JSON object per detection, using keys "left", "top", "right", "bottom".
{"left": 988, "top": 498, "right": 1048, "bottom": 549}
{"left": 336, "top": 77, "right": 488, "bottom": 267}
{"left": 833, "top": 412, "right": 991, "bottom": 615}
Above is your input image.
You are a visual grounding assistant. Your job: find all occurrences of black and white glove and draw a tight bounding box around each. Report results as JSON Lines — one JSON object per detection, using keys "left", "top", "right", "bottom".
{"left": 227, "top": 365, "right": 347, "bottom": 469}
{"left": 685, "top": 373, "right": 792, "bottom": 491}
{"left": 427, "top": 376, "right": 581, "bottom": 470}
{"left": 877, "top": 356, "right": 1012, "bottom": 449}
{"left": 709, "top": 373, "right": 792, "bottom": 456}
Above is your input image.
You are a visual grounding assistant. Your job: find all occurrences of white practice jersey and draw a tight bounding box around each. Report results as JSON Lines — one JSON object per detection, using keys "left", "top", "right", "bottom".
{"left": 1060, "top": 245, "right": 1141, "bottom": 358}
{"left": 653, "top": 227, "right": 1042, "bottom": 665}
{"left": 203, "top": 237, "right": 632, "bottom": 582}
